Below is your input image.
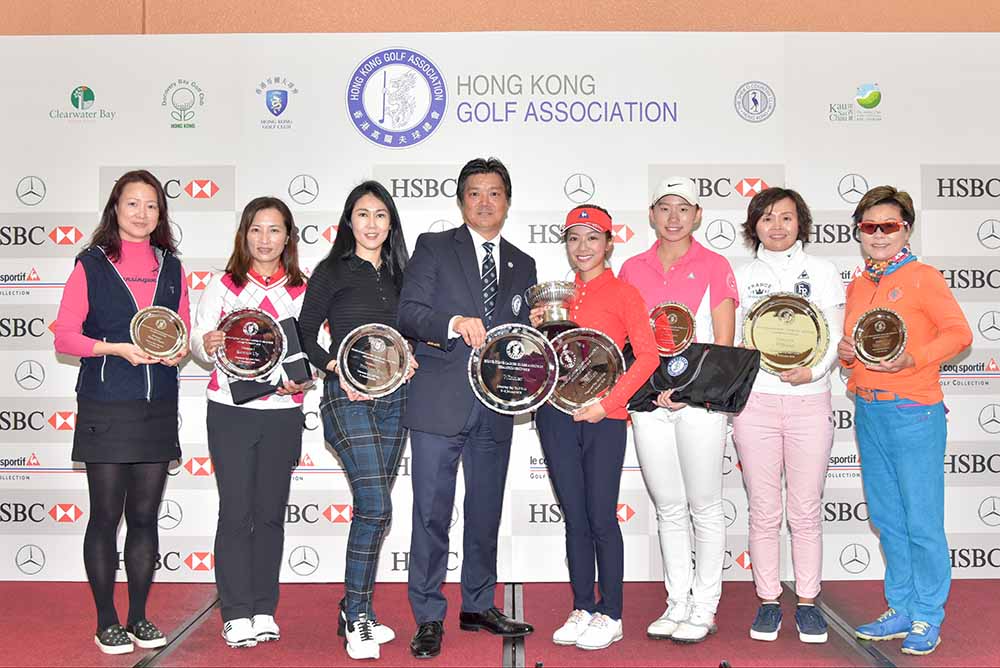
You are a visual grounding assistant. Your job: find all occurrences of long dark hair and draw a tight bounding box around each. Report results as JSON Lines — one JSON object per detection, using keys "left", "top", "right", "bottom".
{"left": 324, "top": 181, "right": 409, "bottom": 286}
{"left": 225, "top": 196, "right": 305, "bottom": 288}
{"left": 86, "top": 170, "right": 176, "bottom": 262}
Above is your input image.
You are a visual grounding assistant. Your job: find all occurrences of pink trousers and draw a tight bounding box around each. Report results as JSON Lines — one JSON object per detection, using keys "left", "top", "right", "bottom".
{"left": 732, "top": 391, "right": 833, "bottom": 600}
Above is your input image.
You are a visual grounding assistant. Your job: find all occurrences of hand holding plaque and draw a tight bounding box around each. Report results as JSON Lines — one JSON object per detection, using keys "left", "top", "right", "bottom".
{"left": 742, "top": 293, "right": 830, "bottom": 375}
{"left": 548, "top": 328, "right": 624, "bottom": 414}
{"left": 336, "top": 324, "right": 411, "bottom": 398}
{"left": 468, "top": 324, "right": 559, "bottom": 415}
{"left": 215, "top": 309, "right": 285, "bottom": 380}
{"left": 130, "top": 306, "right": 187, "bottom": 359}
{"left": 853, "top": 308, "right": 906, "bottom": 366}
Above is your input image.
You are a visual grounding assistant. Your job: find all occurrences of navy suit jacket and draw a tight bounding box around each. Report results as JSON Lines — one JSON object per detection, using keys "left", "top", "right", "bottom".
{"left": 399, "top": 224, "right": 537, "bottom": 439}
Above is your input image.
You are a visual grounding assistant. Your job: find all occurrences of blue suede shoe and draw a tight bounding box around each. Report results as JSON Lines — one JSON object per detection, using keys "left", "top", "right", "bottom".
{"left": 855, "top": 608, "right": 911, "bottom": 641}
{"left": 901, "top": 621, "right": 941, "bottom": 655}
{"left": 795, "top": 604, "right": 828, "bottom": 643}
{"left": 749, "top": 603, "right": 782, "bottom": 641}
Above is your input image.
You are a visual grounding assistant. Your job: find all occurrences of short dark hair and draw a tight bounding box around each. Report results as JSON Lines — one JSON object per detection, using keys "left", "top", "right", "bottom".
{"left": 86, "top": 169, "right": 176, "bottom": 262}
{"left": 852, "top": 185, "right": 916, "bottom": 227}
{"left": 456, "top": 157, "right": 512, "bottom": 203}
{"left": 742, "top": 187, "right": 813, "bottom": 249}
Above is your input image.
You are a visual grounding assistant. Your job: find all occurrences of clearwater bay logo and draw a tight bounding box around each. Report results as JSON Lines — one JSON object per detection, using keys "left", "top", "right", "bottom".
{"left": 346, "top": 48, "right": 447, "bottom": 148}
{"left": 734, "top": 81, "right": 776, "bottom": 123}
{"left": 830, "top": 83, "right": 883, "bottom": 122}
{"left": 162, "top": 79, "right": 206, "bottom": 129}
{"left": 256, "top": 75, "right": 299, "bottom": 130}
{"left": 50, "top": 85, "right": 115, "bottom": 121}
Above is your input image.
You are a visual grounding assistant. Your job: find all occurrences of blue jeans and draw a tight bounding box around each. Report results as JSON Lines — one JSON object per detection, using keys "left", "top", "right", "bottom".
{"left": 321, "top": 379, "right": 407, "bottom": 621}
{"left": 854, "top": 394, "right": 950, "bottom": 626}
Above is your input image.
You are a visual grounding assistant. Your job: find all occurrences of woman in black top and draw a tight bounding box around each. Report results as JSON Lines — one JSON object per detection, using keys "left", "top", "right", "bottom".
{"left": 299, "top": 181, "right": 413, "bottom": 661}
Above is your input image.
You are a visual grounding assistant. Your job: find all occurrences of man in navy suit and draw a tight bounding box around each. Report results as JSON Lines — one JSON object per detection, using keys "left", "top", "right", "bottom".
{"left": 399, "top": 157, "right": 537, "bottom": 658}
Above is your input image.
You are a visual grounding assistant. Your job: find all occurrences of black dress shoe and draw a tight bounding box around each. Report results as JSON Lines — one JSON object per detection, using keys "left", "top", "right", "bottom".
{"left": 459, "top": 607, "right": 534, "bottom": 637}
{"left": 410, "top": 621, "right": 444, "bottom": 659}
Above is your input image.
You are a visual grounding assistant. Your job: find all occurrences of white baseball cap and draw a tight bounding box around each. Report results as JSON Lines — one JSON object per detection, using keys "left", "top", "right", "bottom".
{"left": 650, "top": 177, "right": 700, "bottom": 208}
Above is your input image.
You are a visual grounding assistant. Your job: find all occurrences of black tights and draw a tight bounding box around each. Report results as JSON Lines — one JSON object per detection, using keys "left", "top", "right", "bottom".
{"left": 84, "top": 462, "right": 169, "bottom": 632}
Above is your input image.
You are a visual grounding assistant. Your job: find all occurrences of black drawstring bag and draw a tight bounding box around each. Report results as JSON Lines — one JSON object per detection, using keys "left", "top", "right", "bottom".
{"left": 623, "top": 342, "right": 761, "bottom": 414}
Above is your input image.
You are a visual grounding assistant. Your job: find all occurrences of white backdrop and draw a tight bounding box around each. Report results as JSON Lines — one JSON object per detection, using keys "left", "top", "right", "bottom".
{"left": 1, "top": 33, "right": 999, "bottom": 586}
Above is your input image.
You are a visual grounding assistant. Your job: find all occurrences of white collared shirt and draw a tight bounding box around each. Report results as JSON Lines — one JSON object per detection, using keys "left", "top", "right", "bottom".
{"left": 448, "top": 226, "right": 503, "bottom": 337}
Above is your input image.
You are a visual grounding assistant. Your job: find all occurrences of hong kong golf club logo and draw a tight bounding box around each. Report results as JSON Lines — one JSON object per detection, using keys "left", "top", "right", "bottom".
{"left": 347, "top": 48, "right": 447, "bottom": 148}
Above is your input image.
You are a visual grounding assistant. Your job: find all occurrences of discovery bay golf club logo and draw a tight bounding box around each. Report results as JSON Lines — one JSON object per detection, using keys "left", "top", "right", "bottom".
{"left": 162, "top": 78, "right": 206, "bottom": 129}
{"left": 347, "top": 48, "right": 447, "bottom": 148}
{"left": 830, "top": 83, "right": 883, "bottom": 122}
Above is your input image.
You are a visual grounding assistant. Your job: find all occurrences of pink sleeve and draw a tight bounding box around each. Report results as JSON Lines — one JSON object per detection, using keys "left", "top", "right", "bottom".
{"left": 710, "top": 255, "right": 740, "bottom": 310}
{"left": 177, "top": 265, "right": 192, "bottom": 334}
{"left": 54, "top": 262, "right": 100, "bottom": 358}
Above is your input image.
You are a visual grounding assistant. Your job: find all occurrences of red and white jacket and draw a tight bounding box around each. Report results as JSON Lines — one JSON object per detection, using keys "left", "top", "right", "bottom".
{"left": 190, "top": 268, "right": 307, "bottom": 410}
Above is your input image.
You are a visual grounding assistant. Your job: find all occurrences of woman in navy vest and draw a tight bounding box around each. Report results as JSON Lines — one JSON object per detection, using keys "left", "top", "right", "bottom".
{"left": 54, "top": 170, "right": 190, "bottom": 655}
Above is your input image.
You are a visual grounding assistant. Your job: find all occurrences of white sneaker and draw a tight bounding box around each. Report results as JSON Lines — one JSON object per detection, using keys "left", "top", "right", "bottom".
{"left": 575, "top": 614, "right": 623, "bottom": 651}
{"left": 552, "top": 609, "right": 593, "bottom": 645}
{"left": 252, "top": 614, "right": 280, "bottom": 642}
{"left": 345, "top": 614, "right": 379, "bottom": 660}
{"left": 221, "top": 618, "right": 257, "bottom": 648}
{"left": 371, "top": 619, "right": 395, "bottom": 645}
{"left": 647, "top": 600, "right": 689, "bottom": 639}
{"left": 672, "top": 608, "right": 718, "bottom": 644}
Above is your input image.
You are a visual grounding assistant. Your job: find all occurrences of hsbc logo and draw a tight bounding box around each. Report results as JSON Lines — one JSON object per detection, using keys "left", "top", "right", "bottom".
{"left": 823, "top": 501, "right": 869, "bottom": 523}
{"left": 48, "top": 411, "right": 76, "bottom": 431}
{"left": 49, "top": 226, "right": 84, "bottom": 245}
{"left": 616, "top": 503, "right": 635, "bottom": 523}
{"left": 735, "top": 178, "right": 769, "bottom": 197}
{"left": 1, "top": 226, "right": 83, "bottom": 247}
{"left": 187, "top": 271, "right": 213, "bottom": 290}
{"left": 950, "top": 547, "right": 1000, "bottom": 569}
{"left": 612, "top": 224, "right": 634, "bottom": 244}
{"left": 0, "top": 317, "right": 47, "bottom": 338}
{"left": 163, "top": 179, "right": 220, "bottom": 199}
{"left": 323, "top": 504, "right": 353, "bottom": 524}
{"left": 735, "top": 550, "right": 752, "bottom": 570}
{"left": 390, "top": 550, "right": 460, "bottom": 572}
{"left": 390, "top": 177, "right": 457, "bottom": 200}
{"left": 832, "top": 409, "right": 854, "bottom": 430}
{"left": 100, "top": 167, "right": 234, "bottom": 211}
{"left": 184, "top": 551, "right": 215, "bottom": 571}
{"left": 528, "top": 503, "right": 564, "bottom": 523}
{"left": 183, "top": 457, "right": 214, "bottom": 476}
{"left": 297, "top": 224, "right": 337, "bottom": 245}
{"left": 48, "top": 503, "right": 84, "bottom": 523}
{"left": 692, "top": 177, "right": 769, "bottom": 199}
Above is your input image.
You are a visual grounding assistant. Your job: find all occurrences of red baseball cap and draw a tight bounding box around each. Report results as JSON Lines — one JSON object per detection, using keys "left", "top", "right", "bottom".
{"left": 563, "top": 206, "right": 613, "bottom": 235}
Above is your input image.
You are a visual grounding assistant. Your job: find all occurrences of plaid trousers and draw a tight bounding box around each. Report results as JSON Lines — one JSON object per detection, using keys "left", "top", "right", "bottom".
{"left": 321, "top": 378, "right": 407, "bottom": 620}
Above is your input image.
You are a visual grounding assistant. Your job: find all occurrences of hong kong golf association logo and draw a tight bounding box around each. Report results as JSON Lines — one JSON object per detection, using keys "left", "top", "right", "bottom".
{"left": 346, "top": 48, "right": 447, "bottom": 148}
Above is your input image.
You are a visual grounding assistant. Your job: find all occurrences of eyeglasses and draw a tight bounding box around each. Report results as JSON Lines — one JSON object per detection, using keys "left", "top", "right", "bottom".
{"left": 857, "top": 220, "right": 910, "bottom": 235}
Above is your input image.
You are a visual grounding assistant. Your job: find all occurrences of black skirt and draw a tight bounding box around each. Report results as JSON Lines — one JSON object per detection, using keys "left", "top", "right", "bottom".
{"left": 72, "top": 397, "right": 181, "bottom": 464}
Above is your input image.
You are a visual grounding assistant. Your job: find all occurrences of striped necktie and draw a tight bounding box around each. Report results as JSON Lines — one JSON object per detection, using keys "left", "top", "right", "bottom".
{"left": 482, "top": 241, "right": 497, "bottom": 323}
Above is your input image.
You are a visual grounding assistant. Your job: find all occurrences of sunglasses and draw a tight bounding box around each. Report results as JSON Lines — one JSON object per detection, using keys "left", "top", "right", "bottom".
{"left": 857, "top": 220, "right": 910, "bottom": 235}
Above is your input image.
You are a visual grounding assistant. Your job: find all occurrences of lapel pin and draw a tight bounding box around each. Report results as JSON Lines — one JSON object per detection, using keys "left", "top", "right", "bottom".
{"left": 507, "top": 261, "right": 514, "bottom": 268}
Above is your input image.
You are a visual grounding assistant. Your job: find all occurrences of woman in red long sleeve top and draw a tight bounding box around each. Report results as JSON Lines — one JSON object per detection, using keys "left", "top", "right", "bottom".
{"left": 529, "top": 205, "right": 658, "bottom": 650}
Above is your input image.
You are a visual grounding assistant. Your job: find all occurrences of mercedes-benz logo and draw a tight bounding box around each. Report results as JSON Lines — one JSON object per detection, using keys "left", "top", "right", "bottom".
{"left": 288, "top": 545, "right": 319, "bottom": 576}
{"left": 837, "top": 174, "right": 869, "bottom": 204}
{"left": 288, "top": 175, "right": 319, "bottom": 205}
{"left": 14, "top": 360, "right": 45, "bottom": 391}
{"left": 978, "top": 497, "right": 1000, "bottom": 527}
{"left": 979, "top": 404, "right": 1000, "bottom": 435}
{"left": 450, "top": 505, "right": 460, "bottom": 529}
{"left": 170, "top": 221, "right": 184, "bottom": 245}
{"left": 722, "top": 499, "right": 737, "bottom": 527}
{"left": 563, "top": 173, "right": 595, "bottom": 204}
{"left": 978, "top": 311, "right": 1000, "bottom": 342}
{"left": 705, "top": 219, "right": 736, "bottom": 250}
{"left": 15, "top": 544, "right": 46, "bottom": 576}
{"left": 722, "top": 550, "right": 734, "bottom": 571}
{"left": 427, "top": 219, "right": 457, "bottom": 233}
{"left": 157, "top": 499, "right": 183, "bottom": 530}
{"left": 16, "top": 176, "right": 46, "bottom": 207}
{"left": 977, "top": 219, "right": 1000, "bottom": 250}
{"left": 839, "top": 543, "right": 871, "bottom": 574}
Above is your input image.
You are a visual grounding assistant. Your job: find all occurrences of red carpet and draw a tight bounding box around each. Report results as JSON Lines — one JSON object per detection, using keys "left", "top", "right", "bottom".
{"left": 521, "top": 581, "right": 870, "bottom": 667}
{"left": 0, "top": 582, "right": 216, "bottom": 667}
{"left": 159, "top": 583, "right": 507, "bottom": 667}
{"left": 820, "top": 580, "right": 996, "bottom": 668}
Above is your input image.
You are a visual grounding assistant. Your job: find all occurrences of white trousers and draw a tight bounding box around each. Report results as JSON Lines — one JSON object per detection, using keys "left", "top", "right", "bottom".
{"left": 632, "top": 406, "right": 727, "bottom": 613}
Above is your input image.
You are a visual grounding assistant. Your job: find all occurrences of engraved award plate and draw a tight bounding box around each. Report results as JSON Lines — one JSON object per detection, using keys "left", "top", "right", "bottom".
{"left": 549, "top": 328, "right": 625, "bottom": 414}
{"left": 853, "top": 307, "right": 907, "bottom": 365}
{"left": 526, "top": 281, "right": 579, "bottom": 338}
{"left": 215, "top": 308, "right": 285, "bottom": 380}
{"left": 468, "top": 323, "right": 559, "bottom": 415}
{"left": 742, "top": 292, "right": 830, "bottom": 375}
{"left": 649, "top": 302, "right": 695, "bottom": 356}
{"left": 336, "top": 324, "right": 410, "bottom": 398}
{"left": 129, "top": 306, "right": 187, "bottom": 359}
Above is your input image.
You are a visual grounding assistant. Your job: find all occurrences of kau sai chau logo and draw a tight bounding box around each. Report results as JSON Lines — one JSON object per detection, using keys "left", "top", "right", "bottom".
{"left": 830, "top": 83, "right": 883, "bottom": 122}
{"left": 347, "top": 48, "right": 447, "bottom": 148}
{"left": 256, "top": 75, "right": 299, "bottom": 130}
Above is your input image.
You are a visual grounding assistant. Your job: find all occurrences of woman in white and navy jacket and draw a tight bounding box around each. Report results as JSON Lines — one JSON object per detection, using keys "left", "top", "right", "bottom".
{"left": 190, "top": 196, "right": 312, "bottom": 649}
{"left": 732, "top": 188, "right": 845, "bottom": 644}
